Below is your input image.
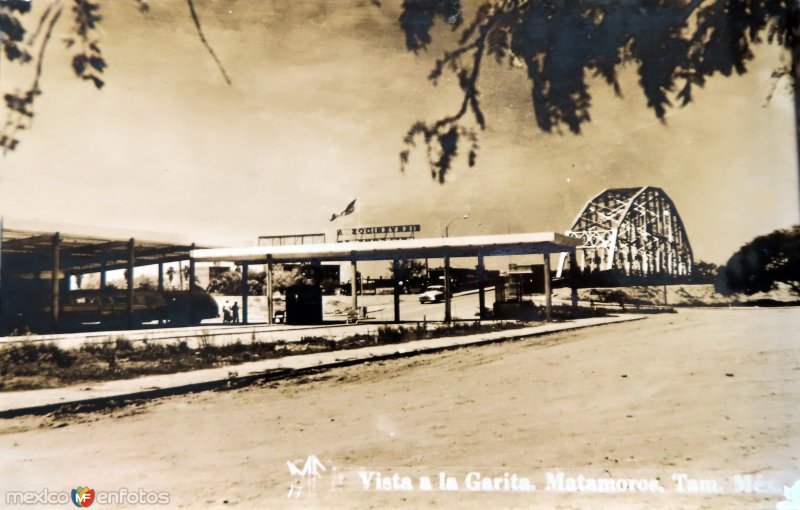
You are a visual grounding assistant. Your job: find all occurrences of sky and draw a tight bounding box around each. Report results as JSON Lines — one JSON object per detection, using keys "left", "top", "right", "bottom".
{"left": 0, "top": 0, "right": 798, "bottom": 267}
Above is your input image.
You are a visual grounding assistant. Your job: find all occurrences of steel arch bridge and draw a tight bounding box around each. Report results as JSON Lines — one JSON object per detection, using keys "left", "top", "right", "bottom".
{"left": 556, "top": 187, "right": 693, "bottom": 279}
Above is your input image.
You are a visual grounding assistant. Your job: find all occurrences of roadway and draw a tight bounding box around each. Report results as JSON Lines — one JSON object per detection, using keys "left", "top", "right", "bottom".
{"left": 1, "top": 307, "right": 797, "bottom": 508}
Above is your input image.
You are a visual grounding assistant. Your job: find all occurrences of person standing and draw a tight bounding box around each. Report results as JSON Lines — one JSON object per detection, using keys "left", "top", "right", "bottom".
{"left": 232, "top": 301, "right": 240, "bottom": 324}
{"left": 223, "top": 301, "right": 232, "bottom": 324}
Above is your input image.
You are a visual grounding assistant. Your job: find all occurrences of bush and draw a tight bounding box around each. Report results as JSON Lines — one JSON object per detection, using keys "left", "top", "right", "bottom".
{"left": 115, "top": 337, "right": 134, "bottom": 352}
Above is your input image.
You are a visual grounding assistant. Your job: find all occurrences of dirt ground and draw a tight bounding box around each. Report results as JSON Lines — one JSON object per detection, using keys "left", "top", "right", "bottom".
{"left": 0, "top": 307, "right": 798, "bottom": 509}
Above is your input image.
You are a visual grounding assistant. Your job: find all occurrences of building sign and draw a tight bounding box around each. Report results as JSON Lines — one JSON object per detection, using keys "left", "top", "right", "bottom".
{"left": 336, "top": 225, "right": 421, "bottom": 243}
{"left": 258, "top": 233, "right": 326, "bottom": 246}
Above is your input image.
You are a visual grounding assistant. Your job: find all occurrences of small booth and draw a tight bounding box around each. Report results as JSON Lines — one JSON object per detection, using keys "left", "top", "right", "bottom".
{"left": 493, "top": 263, "right": 547, "bottom": 320}
{"left": 285, "top": 283, "right": 323, "bottom": 325}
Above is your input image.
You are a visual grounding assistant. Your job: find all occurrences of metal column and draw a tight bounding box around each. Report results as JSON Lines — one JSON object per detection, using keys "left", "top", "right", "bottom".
{"left": 477, "top": 254, "right": 486, "bottom": 320}
{"left": 100, "top": 258, "right": 107, "bottom": 289}
{"left": 188, "top": 243, "right": 196, "bottom": 290}
{"left": 351, "top": 259, "right": 358, "bottom": 318}
{"left": 444, "top": 255, "right": 452, "bottom": 323}
{"left": 392, "top": 258, "right": 401, "bottom": 323}
{"left": 241, "top": 263, "right": 249, "bottom": 324}
{"left": 157, "top": 260, "right": 165, "bottom": 325}
{"left": 127, "top": 238, "right": 135, "bottom": 328}
{"left": 51, "top": 233, "right": 61, "bottom": 331}
{"left": 569, "top": 251, "right": 579, "bottom": 311}
{"left": 266, "top": 258, "right": 274, "bottom": 325}
{"left": 543, "top": 253, "right": 552, "bottom": 321}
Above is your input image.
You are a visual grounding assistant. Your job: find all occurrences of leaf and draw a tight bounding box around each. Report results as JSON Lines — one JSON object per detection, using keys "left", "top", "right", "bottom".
{"left": 3, "top": 41, "right": 23, "bottom": 61}
{"left": 89, "top": 55, "right": 106, "bottom": 72}
{"left": 89, "top": 75, "right": 105, "bottom": 89}
{"left": 0, "top": 11, "right": 26, "bottom": 41}
{"left": 1, "top": 0, "right": 32, "bottom": 13}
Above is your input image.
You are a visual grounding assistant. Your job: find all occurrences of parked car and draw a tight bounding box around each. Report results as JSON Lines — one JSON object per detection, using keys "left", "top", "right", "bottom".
{"left": 419, "top": 285, "right": 446, "bottom": 304}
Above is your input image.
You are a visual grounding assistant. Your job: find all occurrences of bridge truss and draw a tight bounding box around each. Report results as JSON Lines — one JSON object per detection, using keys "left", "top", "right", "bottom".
{"left": 556, "top": 187, "right": 693, "bottom": 278}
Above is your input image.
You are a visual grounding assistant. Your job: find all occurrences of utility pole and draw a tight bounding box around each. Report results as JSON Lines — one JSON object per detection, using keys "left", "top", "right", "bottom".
{"left": 444, "top": 214, "right": 470, "bottom": 237}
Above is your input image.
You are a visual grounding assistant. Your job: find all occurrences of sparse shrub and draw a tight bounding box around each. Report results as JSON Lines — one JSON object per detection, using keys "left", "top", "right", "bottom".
{"left": 0, "top": 317, "right": 532, "bottom": 391}
{"left": 115, "top": 337, "right": 134, "bottom": 352}
{"left": 376, "top": 326, "right": 406, "bottom": 344}
{"left": 197, "top": 333, "right": 216, "bottom": 364}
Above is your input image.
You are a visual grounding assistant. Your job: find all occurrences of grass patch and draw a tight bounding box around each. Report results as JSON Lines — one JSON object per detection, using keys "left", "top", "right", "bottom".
{"left": 0, "top": 321, "right": 537, "bottom": 391}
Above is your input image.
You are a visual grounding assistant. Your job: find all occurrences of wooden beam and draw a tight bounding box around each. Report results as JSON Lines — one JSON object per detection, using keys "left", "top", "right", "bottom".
{"left": 64, "top": 240, "right": 130, "bottom": 256}
{"left": 3, "top": 233, "right": 61, "bottom": 251}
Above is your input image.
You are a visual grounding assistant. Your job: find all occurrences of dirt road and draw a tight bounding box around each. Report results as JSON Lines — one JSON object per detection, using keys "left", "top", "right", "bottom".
{"left": 0, "top": 308, "right": 798, "bottom": 509}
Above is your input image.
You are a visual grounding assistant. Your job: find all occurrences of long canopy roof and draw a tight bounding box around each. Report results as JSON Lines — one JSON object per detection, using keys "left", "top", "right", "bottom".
{"left": 191, "top": 232, "right": 580, "bottom": 263}
{"left": 1, "top": 228, "right": 203, "bottom": 276}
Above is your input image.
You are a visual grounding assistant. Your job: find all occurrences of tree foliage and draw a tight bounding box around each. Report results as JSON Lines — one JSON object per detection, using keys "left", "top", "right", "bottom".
{"left": 693, "top": 260, "right": 720, "bottom": 280}
{"left": 389, "top": 259, "right": 428, "bottom": 281}
{"left": 715, "top": 225, "right": 800, "bottom": 296}
{"left": 398, "top": 0, "right": 796, "bottom": 181}
{"left": 1, "top": 0, "right": 108, "bottom": 152}
{"left": 0, "top": 0, "right": 225, "bottom": 152}
{"left": 206, "top": 267, "right": 304, "bottom": 296}
{"left": 1, "top": 0, "right": 795, "bottom": 179}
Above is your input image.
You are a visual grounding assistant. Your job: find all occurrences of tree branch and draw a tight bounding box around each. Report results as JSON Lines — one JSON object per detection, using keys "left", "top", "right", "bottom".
{"left": 186, "top": 0, "right": 231, "bottom": 86}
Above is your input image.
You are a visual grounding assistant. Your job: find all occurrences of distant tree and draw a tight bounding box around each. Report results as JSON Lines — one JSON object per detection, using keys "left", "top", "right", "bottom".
{"left": 108, "top": 273, "right": 155, "bottom": 289}
{"left": 271, "top": 266, "right": 306, "bottom": 291}
{"left": 206, "top": 270, "right": 239, "bottom": 295}
{"left": 715, "top": 225, "right": 800, "bottom": 296}
{"left": 179, "top": 265, "right": 199, "bottom": 289}
{"left": 693, "top": 260, "right": 720, "bottom": 282}
{"left": 134, "top": 274, "right": 157, "bottom": 289}
{"left": 77, "top": 272, "right": 100, "bottom": 289}
{"left": 389, "top": 259, "right": 428, "bottom": 292}
{"left": 206, "top": 267, "right": 305, "bottom": 295}
{"left": 389, "top": 259, "right": 427, "bottom": 280}
{"left": 320, "top": 278, "right": 340, "bottom": 295}
{"left": 206, "top": 270, "right": 264, "bottom": 296}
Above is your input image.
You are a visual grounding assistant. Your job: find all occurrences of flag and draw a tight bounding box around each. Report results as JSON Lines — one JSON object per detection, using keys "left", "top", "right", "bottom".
{"left": 330, "top": 199, "right": 356, "bottom": 221}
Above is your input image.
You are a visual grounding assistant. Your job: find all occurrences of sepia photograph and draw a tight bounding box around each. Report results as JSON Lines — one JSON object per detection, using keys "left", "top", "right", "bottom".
{"left": 0, "top": 0, "right": 798, "bottom": 508}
